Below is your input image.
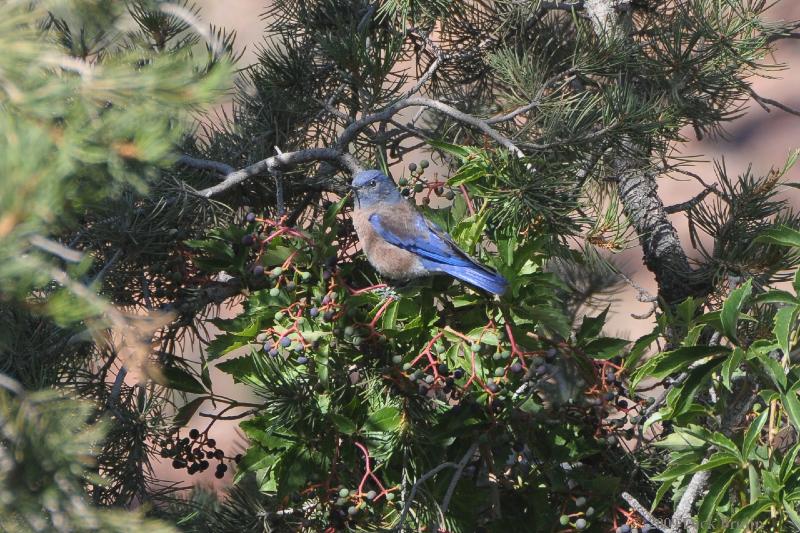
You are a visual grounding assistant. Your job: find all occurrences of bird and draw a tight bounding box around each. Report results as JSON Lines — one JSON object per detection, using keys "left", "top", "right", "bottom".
{"left": 350, "top": 169, "right": 507, "bottom": 295}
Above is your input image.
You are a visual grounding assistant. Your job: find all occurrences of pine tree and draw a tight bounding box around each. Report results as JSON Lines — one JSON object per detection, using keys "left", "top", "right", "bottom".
{"left": 3, "top": 0, "right": 800, "bottom": 532}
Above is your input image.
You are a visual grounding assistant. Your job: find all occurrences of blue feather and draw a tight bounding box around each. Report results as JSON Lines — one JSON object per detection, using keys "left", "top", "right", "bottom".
{"left": 370, "top": 213, "right": 508, "bottom": 295}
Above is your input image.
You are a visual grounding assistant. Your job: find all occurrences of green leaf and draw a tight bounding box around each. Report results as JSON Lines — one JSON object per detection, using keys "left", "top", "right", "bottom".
{"left": 784, "top": 500, "right": 800, "bottom": 531}
{"left": 330, "top": 413, "right": 357, "bottom": 435}
{"left": 173, "top": 396, "right": 209, "bottom": 428}
{"left": 623, "top": 329, "right": 660, "bottom": 371}
{"left": 783, "top": 387, "right": 800, "bottom": 433}
{"left": 364, "top": 406, "right": 402, "bottom": 433}
{"left": 698, "top": 470, "right": 736, "bottom": 533}
{"left": 760, "top": 355, "right": 787, "bottom": 390}
{"left": 427, "top": 139, "right": 472, "bottom": 158}
{"left": 631, "top": 345, "right": 730, "bottom": 391}
{"left": 577, "top": 306, "right": 609, "bottom": 342}
{"left": 773, "top": 304, "right": 799, "bottom": 359}
{"left": 722, "top": 347, "right": 745, "bottom": 391}
{"left": 666, "top": 358, "right": 722, "bottom": 419}
{"left": 160, "top": 366, "right": 206, "bottom": 394}
{"left": 755, "top": 226, "right": 800, "bottom": 248}
{"left": 651, "top": 452, "right": 739, "bottom": 481}
{"left": 729, "top": 499, "right": 771, "bottom": 533}
{"left": 753, "top": 290, "right": 798, "bottom": 305}
{"left": 748, "top": 464, "right": 761, "bottom": 504}
{"left": 742, "top": 410, "right": 768, "bottom": 459}
{"left": 721, "top": 278, "right": 752, "bottom": 343}
{"left": 583, "top": 337, "right": 629, "bottom": 359}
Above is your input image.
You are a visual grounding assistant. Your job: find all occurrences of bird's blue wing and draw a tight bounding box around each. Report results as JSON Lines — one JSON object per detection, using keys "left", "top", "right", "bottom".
{"left": 368, "top": 210, "right": 508, "bottom": 295}
{"left": 368, "top": 212, "right": 473, "bottom": 267}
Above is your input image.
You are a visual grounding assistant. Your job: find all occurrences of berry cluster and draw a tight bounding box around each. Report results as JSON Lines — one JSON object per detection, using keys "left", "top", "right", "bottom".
{"left": 398, "top": 160, "right": 456, "bottom": 205}
{"left": 160, "top": 428, "right": 235, "bottom": 479}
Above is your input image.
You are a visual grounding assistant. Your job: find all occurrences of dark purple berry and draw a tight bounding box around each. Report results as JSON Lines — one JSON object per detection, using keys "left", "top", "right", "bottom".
{"left": 253, "top": 265, "right": 265, "bottom": 277}
{"left": 189, "top": 429, "right": 200, "bottom": 439}
{"left": 453, "top": 369, "right": 465, "bottom": 379}
{"left": 309, "top": 307, "right": 319, "bottom": 318}
{"left": 214, "top": 449, "right": 224, "bottom": 460}
{"left": 241, "top": 234, "right": 254, "bottom": 246}
{"left": 172, "top": 459, "right": 186, "bottom": 469}
{"left": 217, "top": 463, "right": 228, "bottom": 473}
{"left": 214, "top": 470, "right": 224, "bottom": 479}
{"left": 207, "top": 438, "right": 216, "bottom": 448}
{"left": 438, "top": 363, "right": 449, "bottom": 375}
{"left": 323, "top": 311, "right": 334, "bottom": 322}
{"left": 322, "top": 295, "right": 331, "bottom": 305}
{"left": 510, "top": 362, "right": 523, "bottom": 373}
{"left": 487, "top": 382, "right": 499, "bottom": 393}
{"left": 408, "top": 163, "right": 417, "bottom": 171}
{"left": 245, "top": 212, "right": 256, "bottom": 223}
{"left": 235, "top": 454, "right": 242, "bottom": 464}
{"left": 200, "top": 460, "right": 210, "bottom": 471}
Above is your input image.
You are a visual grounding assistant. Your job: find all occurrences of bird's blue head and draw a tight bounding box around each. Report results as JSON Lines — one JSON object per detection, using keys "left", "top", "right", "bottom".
{"left": 351, "top": 169, "right": 403, "bottom": 208}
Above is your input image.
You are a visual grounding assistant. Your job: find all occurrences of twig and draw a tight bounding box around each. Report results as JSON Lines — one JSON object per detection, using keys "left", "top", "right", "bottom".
{"left": 748, "top": 88, "right": 800, "bottom": 118}
{"left": 196, "top": 149, "right": 362, "bottom": 198}
{"left": 439, "top": 441, "right": 480, "bottom": 519}
{"left": 664, "top": 185, "right": 717, "bottom": 214}
{"left": 395, "top": 461, "right": 459, "bottom": 531}
{"left": 621, "top": 492, "right": 674, "bottom": 533}
{"left": 176, "top": 155, "right": 235, "bottom": 175}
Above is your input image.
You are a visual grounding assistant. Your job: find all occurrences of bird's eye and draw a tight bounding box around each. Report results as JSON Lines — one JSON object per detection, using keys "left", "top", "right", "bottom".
{"left": 369, "top": 179, "right": 377, "bottom": 187}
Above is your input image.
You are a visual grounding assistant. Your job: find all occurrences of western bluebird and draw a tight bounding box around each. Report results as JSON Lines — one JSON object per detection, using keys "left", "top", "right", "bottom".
{"left": 351, "top": 169, "right": 507, "bottom": 295}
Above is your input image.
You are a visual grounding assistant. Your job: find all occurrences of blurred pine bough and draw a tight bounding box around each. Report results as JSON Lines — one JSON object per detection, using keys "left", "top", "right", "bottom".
{"left": 0, "top": 0, "right": 230, "bottom": 530}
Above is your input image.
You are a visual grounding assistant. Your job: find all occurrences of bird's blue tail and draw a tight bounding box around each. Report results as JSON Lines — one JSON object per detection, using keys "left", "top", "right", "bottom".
{"left": 437, "top": 263, "right": 508, "bottom": 295}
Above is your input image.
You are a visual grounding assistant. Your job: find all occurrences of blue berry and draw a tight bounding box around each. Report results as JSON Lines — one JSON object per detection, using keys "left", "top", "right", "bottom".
{"left": 510, "top": 362, "right": 523, "bottom": 373}
{"left": 245, "top": 212, "right": 256, "bottom": 222}
{"left": 241, "top": 234, "right": 254, "bottom": 246}
{"left": 297, "top": 356, "right": 308, "bottom": 365}
{"left": 453, "top": 368, "right": 465, "bottom": 379}
{"left": 263, "top": 341, "right": 273, "bottom": 352}
{"left": 268, "top": 348, "right": 278, "bottom": 357}
{"left": 309, "top": 307, "right": 319, "bottom": 318}
{"left": 279, "top": 337, "right": 291, "bottom": 348}
{"left": 253, "top": 265, "right": 265, "bottom": 276}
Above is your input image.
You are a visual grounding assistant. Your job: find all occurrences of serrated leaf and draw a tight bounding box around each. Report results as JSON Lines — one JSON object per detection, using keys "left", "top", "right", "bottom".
{"left": 721, "top": 278, "right": 752, "bottom": 343}
{"left": 722, "top": 347, "right": 745, "bottom": 391}
{"left": 577, "top": 306, "right": 609, "bottom": 342}
{"left": 773, "top": 304, "right": 799, "bottom": 359}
